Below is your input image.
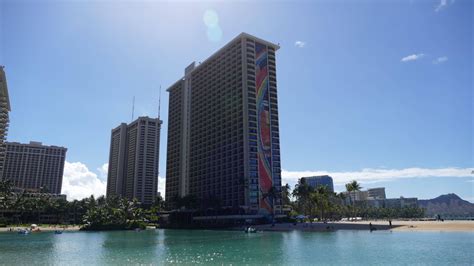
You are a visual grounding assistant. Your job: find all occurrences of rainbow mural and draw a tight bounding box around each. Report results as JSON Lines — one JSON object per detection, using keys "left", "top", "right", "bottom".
{"left": 255, "top": 42, "right": 273, "bottom": 214}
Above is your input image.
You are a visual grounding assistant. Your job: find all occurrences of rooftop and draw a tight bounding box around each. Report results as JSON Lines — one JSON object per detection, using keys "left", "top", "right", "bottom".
{"left": 167, "top": 32, "right": 280, "bottom": 92}
{"left": 6, "top": 141, "right": 67, "bottom": 149}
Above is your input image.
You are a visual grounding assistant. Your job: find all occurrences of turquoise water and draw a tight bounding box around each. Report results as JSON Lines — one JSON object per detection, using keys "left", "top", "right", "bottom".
{"left": 0, "top": 229, "right": 472, "bottom": 265}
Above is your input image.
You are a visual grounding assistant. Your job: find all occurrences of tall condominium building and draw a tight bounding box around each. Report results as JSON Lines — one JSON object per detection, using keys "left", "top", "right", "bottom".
{"left": 0, "top": 66, "right": 11, "bottom": 178}
{"left": 1, "top": 141, "right": 67, "bottom": 194}
{"left": 303, "top": 175, "right": 334, "bottom": 192}
{"left": 106, "top": 116, "right": 162, "bottom": 205}
{"left": 166, "top": 33, "right": 282, "bottom": 215}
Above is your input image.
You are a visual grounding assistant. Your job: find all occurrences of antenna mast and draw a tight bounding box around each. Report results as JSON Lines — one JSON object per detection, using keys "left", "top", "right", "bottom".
{"left": 131, "top": 96, "right": 135, "bottom": 121}
{"left": 158, "top": 85, "right": 162, "bottom": 120}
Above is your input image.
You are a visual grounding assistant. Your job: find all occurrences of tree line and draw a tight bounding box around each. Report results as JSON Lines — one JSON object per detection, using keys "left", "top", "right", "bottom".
{"left": 1, "top": 177, "right": 426, "bottom": 228}
{"left": 284, "top": 178, "right": 425, "bottom": 221}
{"left": 0, "top": 179, "right": 164, "bottom": 229}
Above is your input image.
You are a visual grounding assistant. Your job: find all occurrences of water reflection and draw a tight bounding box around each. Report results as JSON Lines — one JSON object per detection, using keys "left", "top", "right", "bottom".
{"left": 1, "top": 229, "right": 472, "bottom": 265}
{"left": 100, "top": 230, "right": 163, "bottom": 264}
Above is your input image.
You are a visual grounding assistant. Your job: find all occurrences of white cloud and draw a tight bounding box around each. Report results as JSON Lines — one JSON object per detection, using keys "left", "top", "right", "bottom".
{"left": 61, "top": 161, "right": 107, "bottom": 201}
{"left": 433, "top": 56, "right": 448, "bottom": 64}
{"left": 97, "top": 163, "right": 108, "bottom": 180}
{"left": 435, "top": 0, "right": 447, "bottom": 12}
{"left": 282, "top": 167, "right": 474, "bottom": 186}
{"left": 435, "top": 0, "right": 455, "bottom": 12}
{"left": 294, "top": 41, "right": 306, "bottom": 48}
{"left": 401, "top": 53, "right": 425, "bottom": 62}
{"left": 62, "top": 161, "right": 167, "bottom": 201}
{"left": 158, "top": 176, "right": 166, "bottom": 198}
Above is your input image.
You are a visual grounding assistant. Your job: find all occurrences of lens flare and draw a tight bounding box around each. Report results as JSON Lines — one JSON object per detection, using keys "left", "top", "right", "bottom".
{"left": 203, "top": 9, "right": 222, "bottom": 42}
{"left": 207, "top": 25, "right": 223, "bottom": 42}
{"left": 203, "top": 9, "right": 219, "bottom": 28}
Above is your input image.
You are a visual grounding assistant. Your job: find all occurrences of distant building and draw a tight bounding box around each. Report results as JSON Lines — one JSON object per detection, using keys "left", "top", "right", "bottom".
{"left": 368, "top": 187, "right": 386, "bottom": 199}
{"left": 344, "top": 187, "right": 387, "bottom": 204}
{"left": 11, "top": 187, "right": 67, "bottom": 200}
{"left": 344, "top": 186, "right": 418, "bottom": 208}
{"left": 0, "top": 66, "right": 11, "bottom": 178}
{"left": 106, "top": 116, "right": 162, "bottom": 206}
{"left": 165, "top": 33, "right": 282, "bottom": 215}
{"left": 303, "top": 175, "right": 334, "bottom": 192}
{"left": 1, "top": 141, "right": 67, "bottom": 194}
{"left": 384, "top": 198, "right": 402, "bottom": 208}
{"left": 366, "top": 199, "right": 385, "bottom": 208}
{"left": 344, "top": 190, "right": 368, "bottom": 203}
{"left": 397, "top": 197, "right": 419, "bottom": 208}
{"left": 366, "top": 197, "right": 418, "bottom": 208}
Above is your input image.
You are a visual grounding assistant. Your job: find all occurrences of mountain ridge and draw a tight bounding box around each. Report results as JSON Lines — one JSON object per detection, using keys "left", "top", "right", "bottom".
{"left": 419, "top": 193, "right": 474, "bottom": 217}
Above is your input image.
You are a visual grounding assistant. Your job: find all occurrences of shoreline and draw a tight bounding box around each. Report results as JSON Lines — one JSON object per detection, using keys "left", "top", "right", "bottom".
{"left": 251, "top": 220, "right": 474, "bottom": 233}
{"left": 0, "top": 225, "right": 81, "bottom": 232}
{"left": 1, "top": 220, "right": 473, "bottom": 233}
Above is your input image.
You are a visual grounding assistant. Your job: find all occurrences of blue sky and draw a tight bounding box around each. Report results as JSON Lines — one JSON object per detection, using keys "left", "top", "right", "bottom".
{"left": 1, "top": 0, "right": 472, "bottom": 201}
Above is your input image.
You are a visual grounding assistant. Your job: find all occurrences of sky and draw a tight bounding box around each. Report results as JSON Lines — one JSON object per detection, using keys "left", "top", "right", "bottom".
{"left": 1, "top": 0, "right": 472, "bottom": 202}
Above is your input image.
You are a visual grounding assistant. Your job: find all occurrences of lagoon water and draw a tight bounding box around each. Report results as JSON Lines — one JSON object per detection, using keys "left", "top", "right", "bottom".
{"left": 1, "top": 229, "right": 472, "bottom": 265}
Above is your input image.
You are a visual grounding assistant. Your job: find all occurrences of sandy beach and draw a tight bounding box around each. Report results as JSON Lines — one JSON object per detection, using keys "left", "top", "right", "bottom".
{"left": 0, "top": 225, "right": 81, "bottom": 232}
{"left": 380, "top": 220, "right": 474, "bottom": 232}
{"left": 252, "top": 220, "right": 474, "bottom": 232}
{"left": 1, "top": 220, "right": 473, "bottom": 233}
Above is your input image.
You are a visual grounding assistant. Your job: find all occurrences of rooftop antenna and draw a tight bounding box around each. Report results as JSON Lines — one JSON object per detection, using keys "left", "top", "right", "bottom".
{"left": 158, "top": 85, "right": 161, "bottom": 120}
{"left": 131, "top": 96, "right": 135, "bottom": 121}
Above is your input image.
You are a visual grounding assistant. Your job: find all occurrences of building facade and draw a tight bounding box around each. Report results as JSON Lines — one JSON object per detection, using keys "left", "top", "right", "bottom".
{"left": 303, "top": 175, "right": 334, "bottom": 192}
{"left": 385, "top": 197, "right": 419, "bottom": 208}
{"left": 106, "top": 116, "right": 162, "bottom": 205}
{"left": 367, "top": 187, "right": 386, "bottom": 199}
{"left": 345, "top": 187, "right": 387, "bottom": 204}
{"left": 1, "top": 141, "right": 67, "bottom": 194}
{"left": 166, "top": 33, "right": 282, "bottom": 215}
{"left": 345, "top": 190, "right": 369, "bottom": 203}
{"left": 0, "top": 66, "right": 11, "bottom": 178}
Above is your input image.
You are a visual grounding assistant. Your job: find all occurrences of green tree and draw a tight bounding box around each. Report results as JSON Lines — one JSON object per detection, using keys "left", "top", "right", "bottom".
{"left": 345, "top": 180, "right": 362, "bottom": 219}
{"left": 281, "top": 183, "right": 291, "bottom": 206}
{"left": 311, "top": 185, "right": 331, "bottom": 221}
{"left": 262, "top": 186, "right": 280, "bottom": 222}
{"left": 0, "top": 179, "right": 14, "bottom": 210}
{"left": 82, "top": 196, "right": 146, "bottom": 231}
{"left": 292, "top": 178, "right": 313, "bottom": 216}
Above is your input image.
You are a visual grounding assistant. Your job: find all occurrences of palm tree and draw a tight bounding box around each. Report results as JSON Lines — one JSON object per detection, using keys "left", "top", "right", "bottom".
{"left": 0, "top": 179, "right": 14, "bottom": 210}
{"left": 292, "top": 178, "right": 313, "bottom": 217}
{"left": 281, "top": 183, "right": 291, "bottom": 206}
{"left": 345, "top": 180, "right": 362, "bottom": 220}
{"left": 311, "top": 185, "right": 331, "bottom": 221}
{"left": 262, "top": 186, "right": 280, "bottom": 223}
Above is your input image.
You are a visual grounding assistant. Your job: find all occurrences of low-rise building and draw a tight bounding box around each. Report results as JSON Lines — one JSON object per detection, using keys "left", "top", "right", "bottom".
{"left": 379, "top": 197, "right": 419, "bottom": 208}
{"left": 367, "top": 187, "right": 386, "bottom": 199}
{"left": 366, "top": 199, "right": 385, "bottom": 208}
{"left": 342, "top": 186, "right": 417, "bottom": 209}
{"left": 344, "top": 190, "right": 368, "bottom": 204}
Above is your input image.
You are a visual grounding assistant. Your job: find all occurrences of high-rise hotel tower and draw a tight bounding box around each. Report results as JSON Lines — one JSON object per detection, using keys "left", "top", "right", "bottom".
{"left": 2, "top": 141, "right": 66, "bottom": 194}
{"left": 106, "top": 117, "right": 162, "bottom": 205}
{"left": 166, "top": 33, "right": 282, "bottom": 215}
{"left": 0, "top": 66, "right": 11, "bottom": 178}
